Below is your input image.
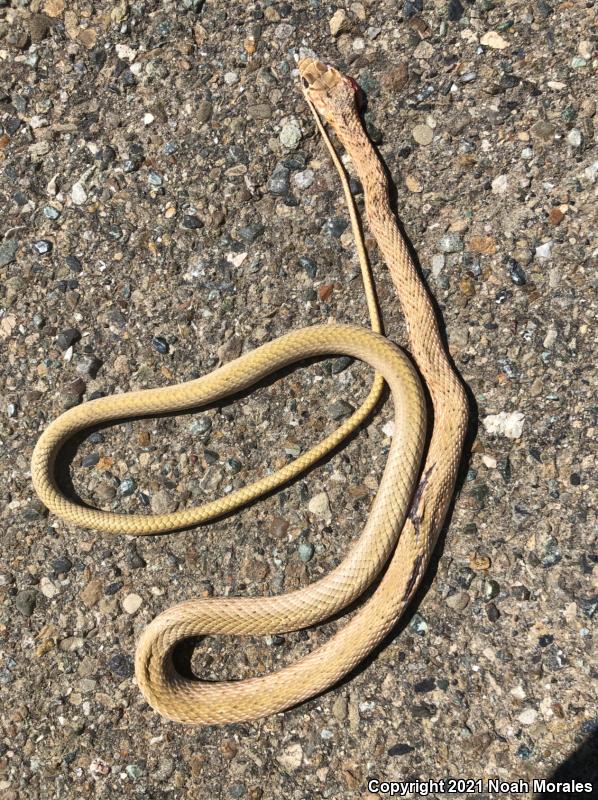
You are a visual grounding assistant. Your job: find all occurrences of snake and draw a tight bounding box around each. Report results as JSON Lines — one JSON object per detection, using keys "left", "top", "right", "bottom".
{"left": 30, "top": 58, "right": 468, "bottom": 725}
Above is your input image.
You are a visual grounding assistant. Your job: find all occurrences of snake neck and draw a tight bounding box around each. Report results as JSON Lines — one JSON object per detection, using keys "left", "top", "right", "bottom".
{"left": 331, "top": 109, "right": 468, "bottom": 436}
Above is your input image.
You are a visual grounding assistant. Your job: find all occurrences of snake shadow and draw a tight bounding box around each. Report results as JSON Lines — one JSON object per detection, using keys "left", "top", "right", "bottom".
{"left": 534, "top": 728, "right": 598, "bottom": 793}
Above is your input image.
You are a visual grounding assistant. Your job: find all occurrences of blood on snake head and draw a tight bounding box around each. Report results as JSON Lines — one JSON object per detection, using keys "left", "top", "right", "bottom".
{"left": 297, "top": 58, "right": 362, "bottom": 124}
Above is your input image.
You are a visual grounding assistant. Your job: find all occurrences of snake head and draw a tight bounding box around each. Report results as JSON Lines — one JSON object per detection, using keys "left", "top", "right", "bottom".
{"left": 298, "top": 58, "right": 364, "bottom": 125}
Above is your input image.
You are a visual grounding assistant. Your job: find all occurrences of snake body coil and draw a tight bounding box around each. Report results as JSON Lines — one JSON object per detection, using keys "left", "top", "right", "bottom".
{"left": 31, "top": 59, "right": 468, "bottom": 725}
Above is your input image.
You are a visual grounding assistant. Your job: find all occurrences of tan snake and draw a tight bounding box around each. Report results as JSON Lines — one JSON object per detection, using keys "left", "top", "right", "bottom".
{"left": 31, "top": 59, "right": 468, "bottom": 725}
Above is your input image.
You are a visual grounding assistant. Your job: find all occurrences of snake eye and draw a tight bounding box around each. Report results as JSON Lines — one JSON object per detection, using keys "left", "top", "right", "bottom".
{"left": 301, "top": 77, "right": 309, "bottom": 89}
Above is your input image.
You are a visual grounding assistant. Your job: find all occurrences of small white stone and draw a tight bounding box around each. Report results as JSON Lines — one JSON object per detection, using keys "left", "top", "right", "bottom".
{"left": 280, "top": 117, "right": 302, "bottom": 150}
{"left": 29, "top": 115, "right": 48, "bottom": 129}
{"left": 224, "top": 71, "right": 239, "bottom": 85}
{"left": 585, "top": 161, "right": 598, "bottom": 182}
{"left": 567, "top": 128, "right": 582, "bottom": 148}
{"left": 143, "top": 112, "right": 154, "bottom": 126}
{"left": 535, "top": 241, "right": 553, "bottom": 260}
{"left": 491, "top": 174, "right": 508, "bottom": 194}
{"left": 115, "top": 43, "right": 136, "bottom": 61}
{"left": 480, "top": 31, "right": 509, "bottom": 49}
{"left": 40, "top": 577, "right": 58, "bottom": 598}
{"left": 382, "top": 420, "right": 395, "bottom": 438}
{"left": 277, "top": 743, "right": 303, "bottom": 771}
{"left": 226, "top": 251, "right": 248, "bottom": 268}
{"left": 352, "top": 37, "right": 365, "bottom": 53}
{"left": 431, "top": 254, "right": 445, "bottom": 277}
{"left": 510, "top": 685, "right": 526, "bottom": 700}
{"left": 308, "top": 491, "right": 331, "bottom": 520}
{"left": 481, "top": 455, "right": 497, "bottom": 469}
{"left": 482, "top": 411, "right": 525, "bottom": 439}
{"left": 122, "top": 593, "right": 143, "bottom": 615}
{"left": 412, "top": 124, "right": 434, "bottom": 146}
{"left": 71, "top": 182, "right": 87, "bottom": 205}
{"left": 518, "top": 707, "right": 538, "bottom": 725}
{"left": 293, "top": 169, "right": 314, "bottom": 190}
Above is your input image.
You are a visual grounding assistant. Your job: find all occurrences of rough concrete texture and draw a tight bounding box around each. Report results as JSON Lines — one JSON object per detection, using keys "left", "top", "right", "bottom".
{"left": 1, "top": 0, "right": 596, "bottom": 798}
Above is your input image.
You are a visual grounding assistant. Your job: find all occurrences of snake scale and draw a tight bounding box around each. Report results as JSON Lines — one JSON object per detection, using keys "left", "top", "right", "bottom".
{"left": 31, "top": 59, "right": 468, "bottom": 725}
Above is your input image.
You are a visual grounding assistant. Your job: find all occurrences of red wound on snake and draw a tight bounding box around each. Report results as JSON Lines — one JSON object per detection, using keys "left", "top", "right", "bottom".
{"left": 346, "top": 75, "right": 366, "bottom": 110}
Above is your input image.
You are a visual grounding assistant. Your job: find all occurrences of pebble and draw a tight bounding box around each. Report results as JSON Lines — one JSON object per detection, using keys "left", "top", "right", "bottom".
{"left": 431, "top": 254, "right": 445, "bottom": 277}
{"left": 293, "top": 169, "right": 315, "bottom": 190}
{"left": 518, "top": 708, "right": 538, "bottom": 725}
{"left": 197, "top": 99, "right": 212, "bottom": 123}
{"left": 82, "top": 453, "right": 100, "bottom": 469}
{"left": 327, "top": 400, "right": 354, "bottom": 420}
{"left": 280, "top": 118, "right": 302, "bottom": 150}
{"left": 410, "top": 614, "right": 428, "bottom": 635}
{"left": 122, "top": 593, "right": 143, "bottom": 615}
{"left": 403, "top": 0, "right": 423, "bottom": 19}
{"left": 491, "top": 174, "right": 509, "bottom": 194}
{"left": 483, "top": 579, "right": 501, "bottom": 601}
{"left": 388, "top": 742, "right": 415, "bottom": 756}
{"left": 482, "top": 411, "right": 525, "bottom": 439}
{"left": 584, "top": 161, "right": 598, "bottom": 182}
{"left": 119, "top": 478, "right": 136, "bottom": 497}
{"left": 125, "top": 764, "right": 143, "bottom": 780}
{"left": 80, "top": 579, "right": 102, "bottom": 607}
{"left": 480, "top": 31, "right": 509, "bottom": 49}
{"left": 298, "top": 541, "right": 315, "bottom": 562}
{"left": 321, "top": 218, "right": 348, "bottom": 238}
{"left": 148, "top": 171, "right": 163, "bottom": 187}
{"left": 277, "top": 743, "right": 303, "bottom": 771}
{"left": 71, "top": 182, "right": 87, "bottom": 205}
{"left": 308, "top": 491, "right": 331, "bottom": 520}
{"left": 446, "top": 591, "right": 470, "bottom": 611}
{"left": 268, "top": 164, "right": 291, "bottom": 196}
{"left": 39, "top": 577, "right": 58, "bottom": 598}
{"left": 405, "top": 175, "right": 423, "bottom": 193}
{"left": 16, "top": 589, "right": 38, "bottom": 617}
{"left": 0, "top": 240, "right": 18, "bottom": 267}
{"left": 438, "top": 233, "right": 463, "bottom": 253}
{"left": 76, "top": 356, "right": 101, "bottom": 377}
{"left": 412, "top": 124, "right": 434, "bottom": 146}
{"left": 248, "top": 103, "right": 273, "bottom": 120}
{"left": 299, "top": 256, "right": 317, "bottom": 278}
{"left": 56, "top": 328, "right": 81, "bottom": 350}
{"left": 49, "top": 559, "right": 71, "bottom": 579}
{"left": 43, "top": 205, "right": 60, "bottom": 220}
{"left": 190, "top": 417, "right": 212, "bottom": 436}
{"left": 507, "top": 258, "right": 526, "bottom": 285}
{"left": 567, "top": 129, "right": 582, "bottom": 148}
{"left": 33, "top": 240, "right": 53, "bottom": 256}
{"left": 331, "top": 356, "right": 353, "bottom": 374}
{"left": 152, "top": 336, "right": 169, "bottom": 354}
{"left": 238, "top": 224, "right": 265, "bottom": 243}
{"left": 447, "top": 0, "right": 464, "bottom": 21}
{"left": 150, "top": 490, "right": 177, "bottom": 515}
{"left": 535, "top": 241, "right": 553, "bottom": 260}
{"left": 182, "top": 214, "right": 202, "bottom": 229}
{"left": 108, "top": 653, "right": 134, "bottom": 679}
